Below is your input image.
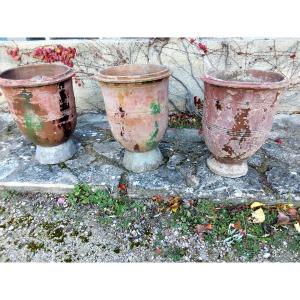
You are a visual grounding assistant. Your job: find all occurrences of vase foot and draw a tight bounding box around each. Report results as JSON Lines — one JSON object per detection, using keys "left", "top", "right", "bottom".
{"left": 123, "top": 147, "right": 163, "bottom": 173}
{"left": 207, "top": 156, "right": 248, "bottom": 178}
{"left": 35, "top": 138, "right": 78, "bottom": 165}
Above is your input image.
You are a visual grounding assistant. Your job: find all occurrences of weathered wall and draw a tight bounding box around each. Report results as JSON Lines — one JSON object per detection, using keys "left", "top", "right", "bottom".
{"left": 0, "top": 38, "right": 300, "bottom": 114}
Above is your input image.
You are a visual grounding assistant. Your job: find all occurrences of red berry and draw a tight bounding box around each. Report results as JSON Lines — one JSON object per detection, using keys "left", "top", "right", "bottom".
{"left": 198, "top": 42, "right": 208, "bottom": 54}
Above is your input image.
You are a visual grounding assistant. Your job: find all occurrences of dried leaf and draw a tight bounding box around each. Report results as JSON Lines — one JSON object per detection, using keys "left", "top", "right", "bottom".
{"left": 276, "top": 212, "right": 290, "bottom": 225}
{"left": 152, "top": 195, "right": 163, "bottom": 203}
{"left": 234, "top": 219, "right": 241, "bottom": 230}
{"left": 170, "top": 204, "right": 180, "bottom": 213}
{"left": 276, "top": 203, "right": 294, "bottom": 211}
{"left": 287, "top": 208, "right": 299, "bottom": 221}
{"left": 196, "top": 224, "right": 213, "bottom": 236}
{"left": 206, "top": 223, "right": 213, "bottom": 230}
{"left": 250, "top": 202, "right": 265, "bottom": 209}
{"left": 294, "top": 222, "right": 300, "bottom": 233}
{"left": 252, "top": 208, "right": 265, "bottom": 223}
{"left": 168, "top": 196, "right": 181, "bottom": 213}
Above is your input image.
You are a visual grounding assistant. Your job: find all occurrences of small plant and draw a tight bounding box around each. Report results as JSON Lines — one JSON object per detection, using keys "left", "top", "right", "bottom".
{"left": 67, "top": 184, "right": 131, "bottom": 217}
{"left": 165, "top": 246, "right": 188, "bottom": 262}
{"left": 0, "top": 190, "right": 16, "bottom": 201}
{"left": 67, "top": 184, "right": 112, "bottom": 207}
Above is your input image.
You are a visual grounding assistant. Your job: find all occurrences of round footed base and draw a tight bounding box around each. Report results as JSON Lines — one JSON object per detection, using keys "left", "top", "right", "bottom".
{"left": 207, "top": 156, "right": 248, "bottom": 178}
{"left": 35, "top": 139, "right": 78, "bottom": 165}
{"left": 123, "top": 147, "right": 163, "bottom": 173}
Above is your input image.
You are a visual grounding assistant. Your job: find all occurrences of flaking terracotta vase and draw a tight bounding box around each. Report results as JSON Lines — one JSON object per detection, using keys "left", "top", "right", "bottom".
{"left": 0, "top": 63, "right": 78, "bottom": 164}
{"left": 201, "top": 69, "right": 289, "bottom": 178}
{"left": 97, "top": 64, "right": 171, "bottom": 172}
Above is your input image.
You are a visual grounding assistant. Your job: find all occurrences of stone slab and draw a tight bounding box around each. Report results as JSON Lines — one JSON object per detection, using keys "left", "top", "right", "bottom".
{"left": 0, "top": 112, "right": 299, "bottom": 204}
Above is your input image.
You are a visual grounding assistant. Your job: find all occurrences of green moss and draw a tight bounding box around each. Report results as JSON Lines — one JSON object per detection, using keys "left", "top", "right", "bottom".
{"left": 48, "top": 227, "right": 66, "bottom": 243}
{"left": 0, "top": 223, "right": 6, "bottom": 229}
{"left": 1, "top": 191, "right": 16, "bottom": 201}
{"left": 58, "top": 162, "right": 67, "bottom": 169}
{"left": 256, "top": 160, "right": 269, "bottom": 174}
{"left": 79, "top": 235, "right": 89, "bottom": 243}
{"left": 7, "top": 214, "right": 33, "bottom": 228}
{"left": 27, "top": 241, "right": 44, "bottom": 252}
{"left": 70, "top": 229, "right": 79, "bottom": 237}
{"left": 0, "top": 206, "right": 5, "bottom": 214}
{"left": 41, "top": 221, "right": 57, "bottom": 231}
{"left": 113, "top": 247, "right": 121, "bottom": 254}
{"left": 64, "top": 256, "right": 73, "bottom": 263}
{"left": 165, "top": 246, "right": 188, "bottom": 262}
{"left": 41, "top": 222, "right": 67, "bottom": 243}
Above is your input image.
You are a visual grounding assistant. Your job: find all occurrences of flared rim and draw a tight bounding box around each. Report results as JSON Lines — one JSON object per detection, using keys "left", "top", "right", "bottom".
{"left": 97, "top": 64, "right": 172, "bottom": 83}
{"left": 201, "top": 69, "right": 290, "bottom": 90}
{"left": 0, "top": 63, "right": 75, "bottom": 88}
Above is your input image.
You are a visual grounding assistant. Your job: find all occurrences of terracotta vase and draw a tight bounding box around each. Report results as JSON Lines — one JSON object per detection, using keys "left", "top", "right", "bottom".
{"left": 201, "top": 69, "right": 289, "bottom": 178}
{"left": 0, "top": 63, "right": 78, "bottom": 164}
{"left": 97, "top": 64, "right": 171, "bottom": 172}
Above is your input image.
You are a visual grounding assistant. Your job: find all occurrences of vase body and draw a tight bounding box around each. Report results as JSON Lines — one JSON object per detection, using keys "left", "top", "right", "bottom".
{"left": 202, "top": 69, "right": 289, "bottom": 177}
{"left": 0, "top": 63, "right": 78, "bottom": 164}
{"left": 97, "top": 64, "right": 171, "bottom": 172}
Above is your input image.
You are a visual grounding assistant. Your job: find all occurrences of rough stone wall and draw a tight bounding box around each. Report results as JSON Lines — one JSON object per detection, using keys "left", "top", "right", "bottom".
{"left": 0, "top": 38, "right": 300, "bottom": 114}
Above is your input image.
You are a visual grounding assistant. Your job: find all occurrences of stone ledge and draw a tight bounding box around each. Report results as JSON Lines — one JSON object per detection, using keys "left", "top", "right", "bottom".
{"left": 0, "top": 112, "right": 299, "bottom": 204}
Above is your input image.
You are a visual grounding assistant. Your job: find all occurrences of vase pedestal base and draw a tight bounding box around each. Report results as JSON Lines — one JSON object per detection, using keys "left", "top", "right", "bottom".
{"left": 35, "top": 138, "right": 78, "bottom": 165}
{"left": 123, "top": 147, "right": 163, "bottom": 173}
{"left": 207, "top": 156, "right": 248, "bottom": 178}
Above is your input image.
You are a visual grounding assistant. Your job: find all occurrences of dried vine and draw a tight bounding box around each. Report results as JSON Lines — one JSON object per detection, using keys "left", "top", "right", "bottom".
{"left": 1, "top": 37, "right": 299, "bottom": 114}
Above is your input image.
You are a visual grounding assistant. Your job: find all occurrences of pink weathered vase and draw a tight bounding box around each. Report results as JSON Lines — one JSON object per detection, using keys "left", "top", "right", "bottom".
{"left": 97, "top": 64, "right": 171, "bottom": 172}
{"left": 201, "top": 69, "right": 289, "bottom": 178}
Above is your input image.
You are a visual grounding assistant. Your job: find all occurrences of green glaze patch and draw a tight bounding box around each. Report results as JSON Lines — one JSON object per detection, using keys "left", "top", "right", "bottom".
{"left": 24, "top": 112, "right": 42, "bottom": 133}
{"left": 150, "top": 101, "right": 161, "bottom": 115}
{"left": 18, "top": 89, "right": 43, "bottom": 141}
{"left": 146, "top": 121, "right": 159, "bottom": 148}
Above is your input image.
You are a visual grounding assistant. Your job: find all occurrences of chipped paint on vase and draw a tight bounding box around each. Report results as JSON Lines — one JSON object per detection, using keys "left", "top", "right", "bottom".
{"left": 202, "top": 69, "right": 289, "bottom": 177}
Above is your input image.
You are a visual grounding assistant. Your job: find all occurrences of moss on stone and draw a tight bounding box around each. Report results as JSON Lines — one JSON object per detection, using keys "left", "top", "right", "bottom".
{"left": 79, "top": 235, "right": 89, "bottom": 243}
{"left": 7, "top": 214, "right": 33, "bottom": 228}
{"left": 27, "top": 241, "right": 44, "bottom": 252}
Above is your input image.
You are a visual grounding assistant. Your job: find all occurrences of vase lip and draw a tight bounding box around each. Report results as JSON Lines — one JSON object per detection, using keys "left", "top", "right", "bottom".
{"left": 0, "top": 63, "right": 75, "bottom": 88}
{"left": 201, "top": 69, "right": 290, "bottom": 90}
{"left": 97, "top": 64, "right": 172, "bottom": 83}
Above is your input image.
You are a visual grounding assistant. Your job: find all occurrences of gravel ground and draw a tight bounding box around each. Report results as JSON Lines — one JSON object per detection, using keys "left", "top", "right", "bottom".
{"left": 0, "top": 192, "right": 299, "bottom": 263}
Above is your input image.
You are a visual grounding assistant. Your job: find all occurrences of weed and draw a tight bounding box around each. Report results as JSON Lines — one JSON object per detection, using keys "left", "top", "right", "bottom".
{"left": 58, "top": 162, "right": 67, "bottom": 169}
{"left": 67, "top": 184, "right": 113, "bottom": 208}
{"left": 0, "top": 190, "right": 16, "bottom": 201}
{"left": 165, "top": 246, "right": 188, "bottom": 262}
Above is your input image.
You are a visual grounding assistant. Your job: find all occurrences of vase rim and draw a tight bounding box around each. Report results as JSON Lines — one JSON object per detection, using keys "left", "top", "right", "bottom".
{"left": 97, "top": 64, "right": 172, "bottom": 83}
{"left": 202, "top": 69, "right": 289, "bottom": 90}
{"left": 0, "top": 63, "right": 75, "bottom": 88}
